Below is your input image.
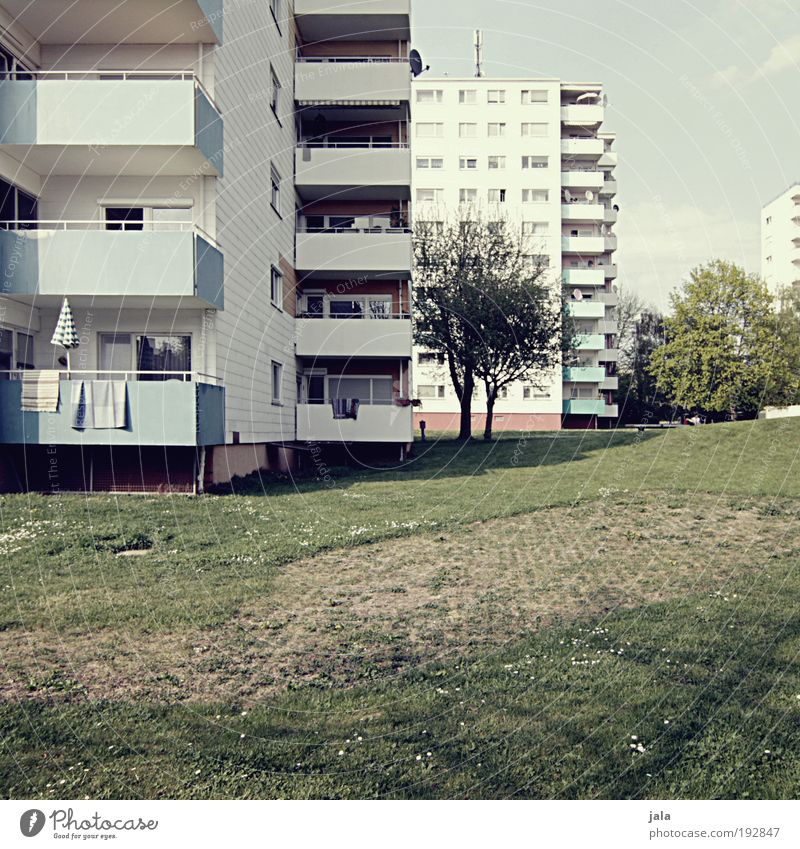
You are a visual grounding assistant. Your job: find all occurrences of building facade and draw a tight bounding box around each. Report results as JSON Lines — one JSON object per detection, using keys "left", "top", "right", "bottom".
{"left": 411, "top": 76, "right": 619, "bottom": 431}
{"left": 0, "top": 0, "right": 414, "bottom": 492}
{"left": 761, "top": 183, "right": 800, "bottom": 295}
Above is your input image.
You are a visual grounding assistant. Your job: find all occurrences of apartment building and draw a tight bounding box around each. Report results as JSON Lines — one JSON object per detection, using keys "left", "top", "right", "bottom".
{"left": 411, "top": 76, "right": 619, "bottom": 431}
{"left": 762, "top": 183, "right": 800, "bottom": 295}
{"left": 0, "top": 0, "right": 413, "bottom": 492}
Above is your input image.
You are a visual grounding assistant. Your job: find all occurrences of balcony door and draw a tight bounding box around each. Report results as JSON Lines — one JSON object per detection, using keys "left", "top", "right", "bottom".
{"left": 99, "top": 333, "right": 133, "bottom": 380}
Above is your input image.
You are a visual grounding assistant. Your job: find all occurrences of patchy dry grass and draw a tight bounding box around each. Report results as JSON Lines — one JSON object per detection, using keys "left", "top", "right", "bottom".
{"left": 2, "top": 494, "right": 796, "bottom": 706}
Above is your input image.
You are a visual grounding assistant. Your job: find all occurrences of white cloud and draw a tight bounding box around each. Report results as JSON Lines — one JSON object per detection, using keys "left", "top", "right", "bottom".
{"left": 710, "top": 32, "right": 800, "bottom": 87}
{"left": 615, "top": 201, "right": 760, "bottom": 310}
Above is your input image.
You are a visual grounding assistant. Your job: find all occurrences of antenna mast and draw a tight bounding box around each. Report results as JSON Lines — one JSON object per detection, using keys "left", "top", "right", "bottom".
{"left": 474, "top": 29, "right": 484, "bottom": 77}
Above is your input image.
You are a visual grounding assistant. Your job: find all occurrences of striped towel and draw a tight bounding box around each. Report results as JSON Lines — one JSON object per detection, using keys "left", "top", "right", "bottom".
{"left": 71, "top": 381, "right": 127, "bottom": 429}
{"left": 20, "top": 370, "right": 60, "bottom": 412}
{"left": 332, "top": 398, "right": 350, "bottom": 420}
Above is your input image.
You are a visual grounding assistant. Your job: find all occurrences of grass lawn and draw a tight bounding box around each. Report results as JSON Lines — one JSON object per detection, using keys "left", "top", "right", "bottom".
{"left": 1, "top": 419, "right": 799, "bottom": 798}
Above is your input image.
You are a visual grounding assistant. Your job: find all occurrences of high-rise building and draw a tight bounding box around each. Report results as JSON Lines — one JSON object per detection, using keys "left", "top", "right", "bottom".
{"left": 761, "top": 183, "right": 800, "bottom": 295}
{"left": 411, "top": 76, "right": 619, "bottom": 431}
{"left": 0, "top": 0, "right": 414, "bottom": 492}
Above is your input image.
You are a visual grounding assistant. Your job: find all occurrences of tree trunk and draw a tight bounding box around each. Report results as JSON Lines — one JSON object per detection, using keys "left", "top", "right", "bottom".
{"left": 484, "top": 391, "right": 496, "bottom": 441}
{"left": 458, "top": 371, "right": 474, "bottom": 440}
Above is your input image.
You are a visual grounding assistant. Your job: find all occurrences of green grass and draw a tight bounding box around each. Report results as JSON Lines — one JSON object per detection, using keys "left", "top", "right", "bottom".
{"left": 2, "top": 419, "right": 800, "bottom": 798}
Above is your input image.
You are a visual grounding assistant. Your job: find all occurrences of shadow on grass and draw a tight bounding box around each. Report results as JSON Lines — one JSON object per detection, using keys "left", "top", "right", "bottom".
{"left": 215, "top": 428, "right": 656, "bottom": 497}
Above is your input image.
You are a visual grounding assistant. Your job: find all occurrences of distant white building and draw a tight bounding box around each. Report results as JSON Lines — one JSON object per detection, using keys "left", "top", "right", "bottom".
{"left": 411, "top": 76, "right": 619, "bottom": 431}
{"left": 761, "top": 183, "right": 800, "bottom": 295}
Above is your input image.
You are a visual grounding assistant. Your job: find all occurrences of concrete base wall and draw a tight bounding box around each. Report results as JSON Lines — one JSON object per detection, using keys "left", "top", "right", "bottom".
{"left": 414, "top": 411, "right": 562, "bottom": 433}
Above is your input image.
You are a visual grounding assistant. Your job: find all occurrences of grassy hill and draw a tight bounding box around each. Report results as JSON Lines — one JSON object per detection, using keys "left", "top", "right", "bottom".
{"left": 1, "top": 419, "right": 799, "bottom": 799}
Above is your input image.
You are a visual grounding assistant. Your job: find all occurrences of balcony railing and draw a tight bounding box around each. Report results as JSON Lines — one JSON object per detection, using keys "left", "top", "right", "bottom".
{"left": 296, "top": 56, "right": 407, "bottom": 63}
{"left": 1, "top": 370, "right": 223, "bottom": 385}
{"left": 298, "top": 139, "right": 408, "bottom": 148}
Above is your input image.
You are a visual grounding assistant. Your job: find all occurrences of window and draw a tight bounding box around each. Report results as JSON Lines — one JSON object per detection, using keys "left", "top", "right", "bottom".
{"left": 488, "top": 155, "right": 506, "bottom": 169}
{"left": 0, "top": 327, "right": 11, "bottom": 376}
{"left": 269, "top": 65, "right": 281, "bottom": 115}
{"left": 766, "top": 255, "right": 773, "bottom": 263}
{"left": 459, "top": 123, "right": 478, "bottom": 138}
{"left": 498, "top": 386, "right": 508, "bottom": 398}
{"left": 417, "top": 384, "right": 445, "bottom": 399}
{"left": 522, "top": 189, "right": 549, "bottom": 203}
{"left": 418, "top": 352, "right": 445, "bottom": 366}
{"left": 459, "top": 89, "right": 477, "bottom": 104}
{"left": 272, "top": 361, "right": 283, "bottom": 404}
{"left": 329, "top": 375, "right": 393, "bottom": 405}
{"left": 417, "top": 157, "right": 444, "bottom": 169}
{"left": 0, "top": 178, "right": 38, "bottom": 230}
{"left": 522, "top": 155, "right": 548, "bottom": 169}
{"left": 521, "top": 89, "right": 548, "bottom": 104}
{"left": 488, "top": 189, "right": 507, "bottom": 203}
{"left": 16, "top": 332, "right": 33, "bottom": 370}
{"left": 270, "top": 266, "right": 283, "bottom": 307}
{"left": 136, "top": 335, "right": 191, "bottom": 380}
{"left": 459, "top": 188, "right": 478, "bottom": 204}
{"left": 487, "top": 89, "right": 506, "bottom": 103}
{"left": 417, "top": 188, "right": 443, "bottom": 204}
{"left": 417, "top": 89, "right": 443, "bottom": 103}
{"left": 523, "top": 221, "right": 549, "bottom": 235}
{"left": 459, "top": 157, "right": 478, "bottom": 170}
{"left": 523, "top": 386, "right": 551, "bottom": 399}
{"left": 103, "top": 205, "right": 191, "bottom": 231}
{"left": 270, "top": 165, "right": 281, "bottom": 214}
{"left": 417, "top": 122, "right": 444, "bottom": 137}
{"left": 487, "top": 122, "right": 506, "bottom": 137}
{"left": 521, "top": 123, "right": 548, "bottom": 137}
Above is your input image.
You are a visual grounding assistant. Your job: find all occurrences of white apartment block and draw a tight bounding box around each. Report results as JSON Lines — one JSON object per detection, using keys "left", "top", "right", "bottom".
{"left": 411, "top": 76, "right": 619, "bottom": 431}
{"left": 762, "top": 183, "right": 800, "bottom": 295}
{"left": 0, "top": 0, "right": 414, "bottom": 492}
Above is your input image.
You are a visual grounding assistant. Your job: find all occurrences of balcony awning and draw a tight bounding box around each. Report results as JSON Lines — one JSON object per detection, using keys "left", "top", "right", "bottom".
{"left": 297, "top": 99, "right": 401, "bottom": 108}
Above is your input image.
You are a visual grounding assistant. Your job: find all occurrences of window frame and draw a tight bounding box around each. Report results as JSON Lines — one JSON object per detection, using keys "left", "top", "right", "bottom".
{"left": 271, "top": 360, "right": 284, "bottom": 405}
{"left": 270, "top": 164, "right": 282, "bottom": 216}
{"left": 270, "top": 265, "right": 283, "bottom": 309}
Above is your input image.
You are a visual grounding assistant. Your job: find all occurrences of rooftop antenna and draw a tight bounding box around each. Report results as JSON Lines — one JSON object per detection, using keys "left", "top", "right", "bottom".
{"left": 474, "top": 29, "right": 484, "bottom": 77}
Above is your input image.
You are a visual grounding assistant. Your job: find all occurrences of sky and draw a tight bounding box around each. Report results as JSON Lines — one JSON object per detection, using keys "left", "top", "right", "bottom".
{"left": 411, "top": 0, "right": 800, "bottom": 309}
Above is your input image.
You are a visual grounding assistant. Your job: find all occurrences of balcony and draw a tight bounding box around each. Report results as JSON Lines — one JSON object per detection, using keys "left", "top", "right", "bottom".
{"left": 599, "top": 151, "right": 618, "bottom": 168}
{"left": 0, "top": 0, "right": 223, "bottom": 43}
{"left": 0, "top": 225, "right": 223, "bottom": 309}
{"left": 563, "top": 267, "right": 605, "bottom": 287}
{"left": 600, "top": 179, "right": 618, "bottom": 196}
{"left": 561, "top": 170, "right": 605, "bottom": 189}
{"left": 604, "top": 207, "right": 618, "bottom": 224}
{"left": 567, "top": 301, "right": 605, "bottom": 318}
{"left": 295, "top": 58, "right": 410, "bottom": 107}
{"left": 605, "top": 235, "right": 618, "bottom": 252}
{"left": 600, "top": 348, "right": 620, "bottom": 362}
{"left": 562, "top": 235, "right": 605, "bottom": 253}
{"left": 294, "top": 1, "right": 411, "bottom": 41}
{"left": 561, "top": 203, "right": 604, "bottom": 222}
{"left": 601, "top": 376, "right": 619, "bottom": 391}
{"left": 597, "top": 319, "right": 617, "bottom": 335}
{"left": 0, "top": 375, "right": 224, "bottom": 446}
{"left": 561, "top": 138, "right": 604, "bottom": 159}
{"left": 295, "top": 144, "right": 411, "bottom": 200}
{"left": 296, "top": 316, "right": 412, "bottom": 359}
{"left": 560, "top": 105, "right": 604, "bottom": 125}
{"left": 562, "top": 399, "right": 607, "bottom": 416}
{"left": 296, "top": 227, "right": 412, "bottom": 279}
{"left": 598, "top": 291, "right": 618, "bottom": 306}
{"left": 0, "top": 73, "right": 223, "bottom": 177}
{"left": 603, "top": 263, "right": 618, "bottom": 279}
{"left": 297, "top": 402, "right": 413, "bottom": 443}
{"left": 576, "top": 334, "right": 605, "bottom": 350}
{"left": 563, "top": 367, "right": 606, "bottom": 382}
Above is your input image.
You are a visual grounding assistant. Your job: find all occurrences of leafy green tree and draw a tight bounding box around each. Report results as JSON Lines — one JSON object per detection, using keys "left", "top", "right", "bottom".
{"left": 649, "top": 260, "right": 792, "bottom": 419}
{"left": 414, "top": 212, "right": 569, "bottom": 440}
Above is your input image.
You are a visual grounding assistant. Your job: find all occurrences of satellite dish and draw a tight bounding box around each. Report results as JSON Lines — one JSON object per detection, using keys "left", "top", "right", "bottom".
{"left": 573, "top": 288, "right": 583, "bottom": 301}
{"left": 564, "top": 189, "right": 573, "bottom": 203}
{"left": 613, "top": 204, "right": 620, "bottom": 212}
{"left": 602, "top": 94, "right": 608, "bottom": 107}
{"left": 410, "top": 49, "right": 429, "bottom": 77}
{"left": 585, "top": 190, "right": 594, "bottom": 202}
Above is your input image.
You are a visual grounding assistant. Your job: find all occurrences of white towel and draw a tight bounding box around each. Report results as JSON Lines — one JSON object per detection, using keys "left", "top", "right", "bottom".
{"left": 20, "top": 370, "right": 60, "bottom": 412}
{"left": 71, "top": 380, "right": 127, "bottom": 429}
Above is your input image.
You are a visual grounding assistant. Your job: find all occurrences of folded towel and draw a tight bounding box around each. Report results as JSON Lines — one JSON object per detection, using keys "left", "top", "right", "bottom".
{"left": 331, "top": 398, "right": 350, "bottom": 420}
{"left": 20, "top": 370, "right": 60, "bottom": 412}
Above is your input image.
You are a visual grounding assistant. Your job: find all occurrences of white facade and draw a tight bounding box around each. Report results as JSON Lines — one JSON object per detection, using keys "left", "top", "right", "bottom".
{"left": 411, "top": 77, "right": 619, "bottom": 430}
{"left": 0, "top": 0, "right": 414, "bottom": 490}
{"left": 761, "top": 183, "right": 800, "bottom": 295}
